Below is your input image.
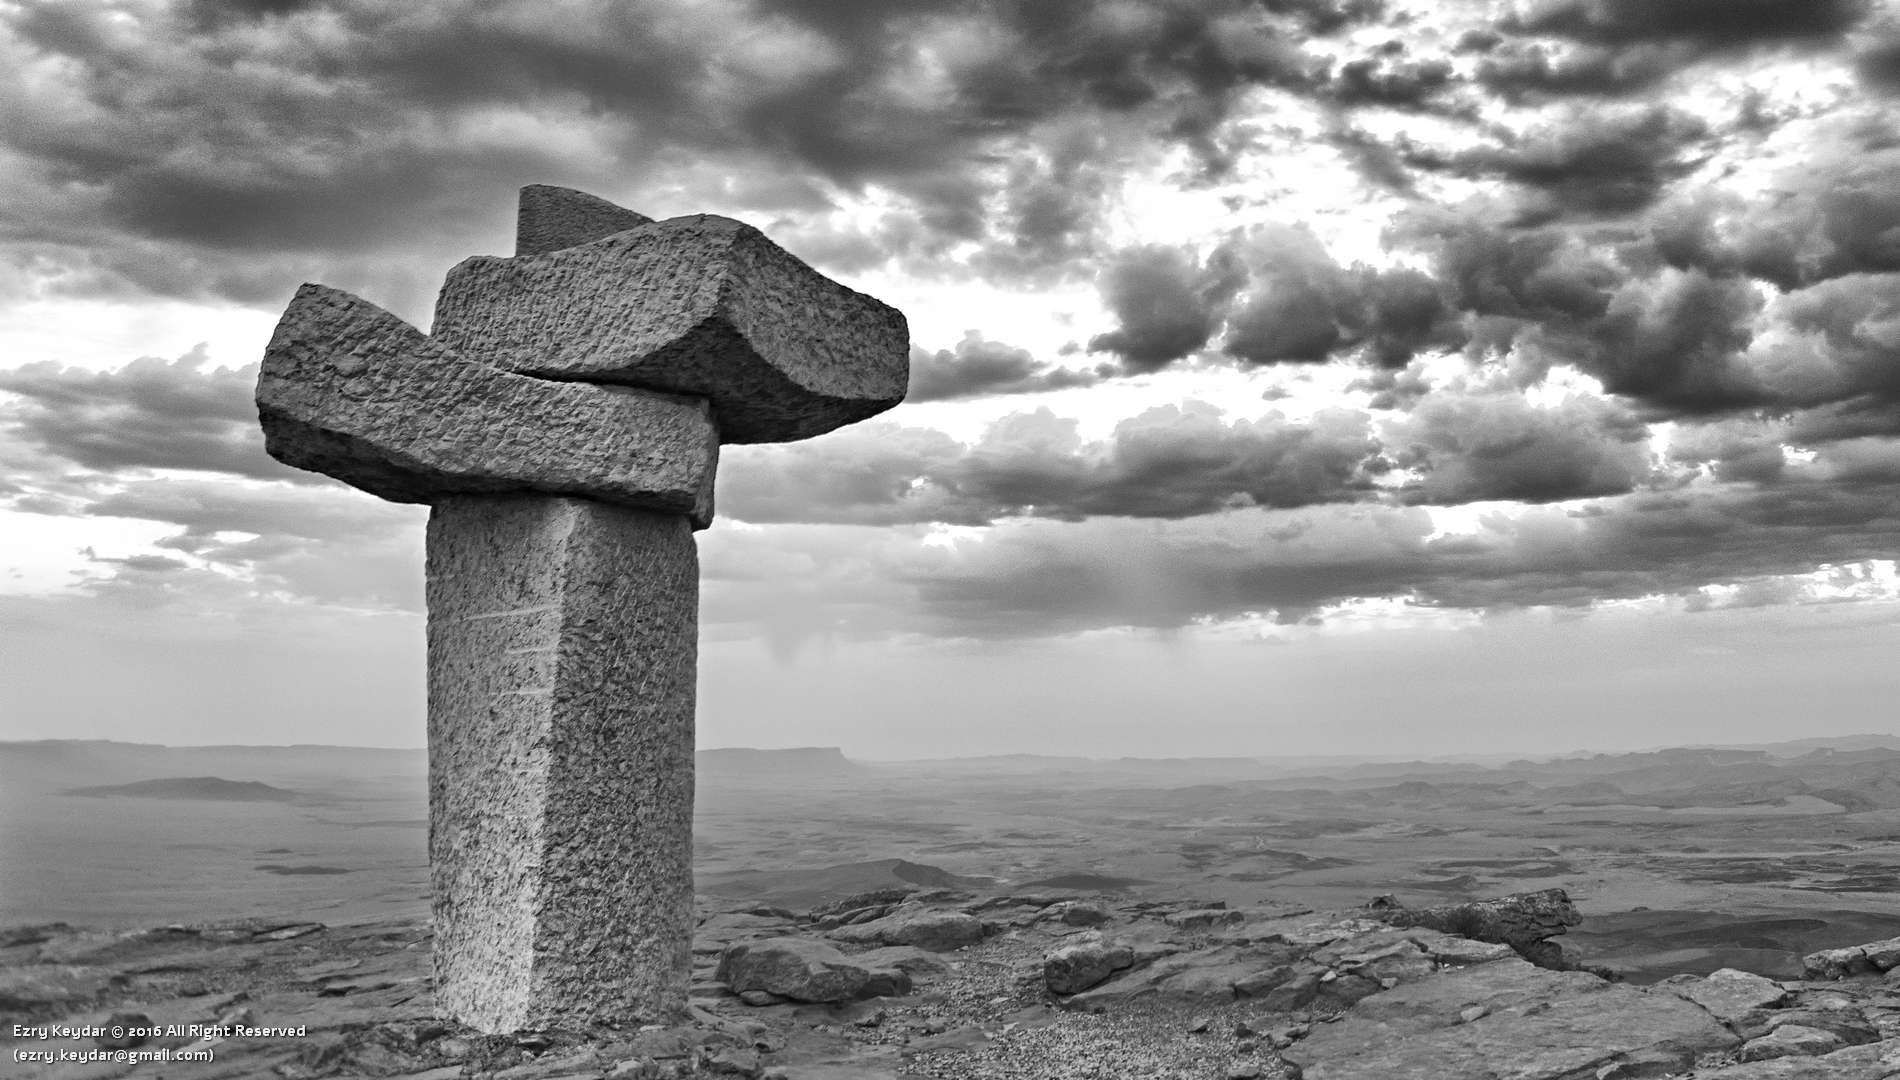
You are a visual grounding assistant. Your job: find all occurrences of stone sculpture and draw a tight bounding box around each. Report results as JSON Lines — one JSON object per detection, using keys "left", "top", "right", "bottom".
{"left": 254, "top": 186, "right": 908, "bottom": 1033}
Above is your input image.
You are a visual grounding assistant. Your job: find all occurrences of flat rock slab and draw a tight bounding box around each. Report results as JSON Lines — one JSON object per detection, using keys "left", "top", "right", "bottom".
{"left": 827, "top": 910, "right": 984, "bottom": 952}
{"left": 433, "top": 215, "right": 908, "bottom": 444}
{"left": 1285, "top": 958, "right": 1739, "bottom": 1080}
{"left": 259, "top": 285, "right": 718, "bottom": 527}
{"left": 1663, "top": 967, "right": 1790, "bottom": 1021}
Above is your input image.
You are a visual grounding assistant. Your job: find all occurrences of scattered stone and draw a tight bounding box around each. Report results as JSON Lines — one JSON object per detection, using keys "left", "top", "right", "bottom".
{"left": 828, "top": 910, "right": 984, "bottom": 953}
{"left": 1261, "top": 972, "right": 1324, "bottom": 1012}
{"left": 1666, "top": 968, "right": 1789, "bottom": 1022}
{"left": 739, "top": 989, "right": 788, "bottom": 1007}
{"left": 1043, "top": 941, "right": 1135, "bottom": 995}
{"left": 19, "top": 888, "right": 1900, "bottom": 1080}
{"left": 1055, "top": 902, "right": 1112, "bottom": 927}
{"left": 717, "top": 939, "right": 911, "bottom": 1004}
{"left": 1233, "top": 965, "right": 1296, "bottom": 998}
{"left": 1164, "top": 908, "right": 1246, "bottom": 931}
{"left": 1740, "top": 1024, "right": 1848, "bottom": 1062}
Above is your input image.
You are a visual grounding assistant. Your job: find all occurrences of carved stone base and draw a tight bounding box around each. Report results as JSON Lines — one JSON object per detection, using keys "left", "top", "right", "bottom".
{"left": 425, "top": 495, "right": 696, "bottom": 1032}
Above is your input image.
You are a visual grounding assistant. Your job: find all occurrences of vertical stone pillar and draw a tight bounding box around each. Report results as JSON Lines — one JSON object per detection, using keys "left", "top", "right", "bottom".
{"left": 256, "top": 185, "right": 908, "bottom": 1033}
{"left": 426, "top": 495, "right": 697, "bottom": 1031}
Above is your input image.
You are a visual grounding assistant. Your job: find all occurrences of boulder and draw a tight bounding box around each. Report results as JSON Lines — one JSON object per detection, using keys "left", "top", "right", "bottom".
{"left": 1370, "top": 889, "right": 1583, "bottom": 970}
{"left": 1803, "top": 937, "right": 1900, "bottom": 980}
{"left": 1164, "top": 909, "right": 1245, "bottom": 932}
{"left": 714, "top": 939, "right": 911, "bottom": 1004}
{"left": 1052, "top": 902, "right": 1112, "bottom": 927}
{"left": 827, "top": 910, "right": 984, "bottom": 953}
{"left": 1044, "top": 941, "right": 1135, "bottom": 995}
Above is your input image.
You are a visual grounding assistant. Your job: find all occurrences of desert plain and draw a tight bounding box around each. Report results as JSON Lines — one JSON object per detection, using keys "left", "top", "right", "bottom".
{"left": 5, "top": 735, "right": 1898, "bottom": 986}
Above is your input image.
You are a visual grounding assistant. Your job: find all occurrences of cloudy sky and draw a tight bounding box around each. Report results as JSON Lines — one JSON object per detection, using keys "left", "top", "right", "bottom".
{"left": 3, "top": 0, "right": 1898, "bottom": 760}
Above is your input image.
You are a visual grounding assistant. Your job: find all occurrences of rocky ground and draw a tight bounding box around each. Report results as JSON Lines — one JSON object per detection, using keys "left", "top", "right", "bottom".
{"left": 6, "top": 887, "right": 1900, "bottom": 1080}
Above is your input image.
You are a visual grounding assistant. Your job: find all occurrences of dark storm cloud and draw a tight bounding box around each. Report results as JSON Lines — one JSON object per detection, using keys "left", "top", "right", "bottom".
{"left": 1632, "top": 136, "right": 1900, "bottom": 291}
{"left": 1090, "top": 228, "right": 1462, "bottom": 373}
{"left": 1219, "top": 227, "right": 1464, "bottom": 369}
{"left": 907, "top": 334, "right": 1103, "bottom": 403}
{"left": 1416, "top": 105, "right": 1711, "bottom": 219}
{"left": 1858, "top": 36, "right": 1900, "bottom": 94}
{"left": 1473, "top": 42, "right": 1686, "bottom": 102}
{"left": 1391, "top": 209, "right": 1777, "bottom": 415}
{"left": 1667, "top": 419, "right": 1787, "bottom": 484}
{"left": 1384, "top": 389, "right": 1654, "bottom": 504}
{"left": 1259, "top": 0, "right": 1388, "bottom": 36}
{"left": 0, "top": 348, "right": 297, "bottom": 481}
{"left": 892, "top": 462, "right": 1900, "bottom": 636}
{"left": 1324, "top": 124, "right": 1420, "bottom": 195}
{"left": 0, "top": 0, "right": 1368, "bottom": 306}
{"left": 1087, "top": 244, "right": 1246, "bottom": 372}
{"left": 720, "top": 405, "right": 1382, "bottom": 525}
{"left": 1500, "top": 0, "right": 1870, "bottom": 50}
{"left": 1326, "top": 48, "right": 1458, "bottom": 111}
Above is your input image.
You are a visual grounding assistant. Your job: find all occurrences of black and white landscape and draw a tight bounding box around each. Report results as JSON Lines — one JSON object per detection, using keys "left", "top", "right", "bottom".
{"left": 3, "top": 0, "right": 1900, "bottom": 1077}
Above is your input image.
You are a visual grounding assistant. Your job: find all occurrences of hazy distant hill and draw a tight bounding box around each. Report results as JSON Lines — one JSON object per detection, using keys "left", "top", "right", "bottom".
{"left": 697, "top": 747, "right": 859, "bottom": 777}
{"left": 63, "top": 777, "right": 299, "bottom": 802}
{"left": 0, "top": 740, "right": 426, "bottom": 796}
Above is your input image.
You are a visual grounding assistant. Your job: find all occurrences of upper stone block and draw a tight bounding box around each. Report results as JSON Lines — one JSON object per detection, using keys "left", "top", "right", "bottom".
{"left": 258, "top": 284, "right": 718, "bottom": 527}
{"left": 516, "top": 185, "right": 653, "bottom": 257}
{"left": 431, "top": 214, "right": 909, "bottom": 444}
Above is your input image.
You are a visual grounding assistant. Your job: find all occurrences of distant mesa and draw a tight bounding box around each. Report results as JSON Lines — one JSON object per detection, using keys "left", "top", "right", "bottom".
{"left": 697, "top": 746, "right": 859, "bottom": 777}
{"left": 62, "top": 777, "right": 299, "bottom": 802}
{"left": 255, "top": 864, "right": 354, "bottom": 876}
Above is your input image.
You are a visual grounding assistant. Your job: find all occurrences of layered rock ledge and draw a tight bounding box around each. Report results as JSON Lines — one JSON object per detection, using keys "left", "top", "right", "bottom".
{"left": 6, "top": 890, "right": 1900, "bottom": 1079}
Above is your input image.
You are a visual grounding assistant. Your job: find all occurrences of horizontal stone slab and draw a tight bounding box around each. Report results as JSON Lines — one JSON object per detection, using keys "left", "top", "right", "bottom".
{"left": 258, "top": 284, "right": 717, "bottom": 527}
{"left": 432, "top": 214, "right": 908, "bottom": 444}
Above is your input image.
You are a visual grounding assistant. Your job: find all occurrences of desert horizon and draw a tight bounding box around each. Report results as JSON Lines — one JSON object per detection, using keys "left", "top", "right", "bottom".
{"left": 9, "top": 731, "right": 1900, "bottom": 989}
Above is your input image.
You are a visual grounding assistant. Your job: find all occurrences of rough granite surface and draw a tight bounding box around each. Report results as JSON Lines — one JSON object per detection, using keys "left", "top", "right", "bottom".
{"left": 426, "top": 496, "right": 697, "bottom": 1032}
{"left": 432, "top": 215, "right": 909, "bottom": 444}
{"left": 258, "top": 284, "right": 719, "bottom": 527}
{"left": 516, "top": 184, "right": 653, "bottom": 257}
